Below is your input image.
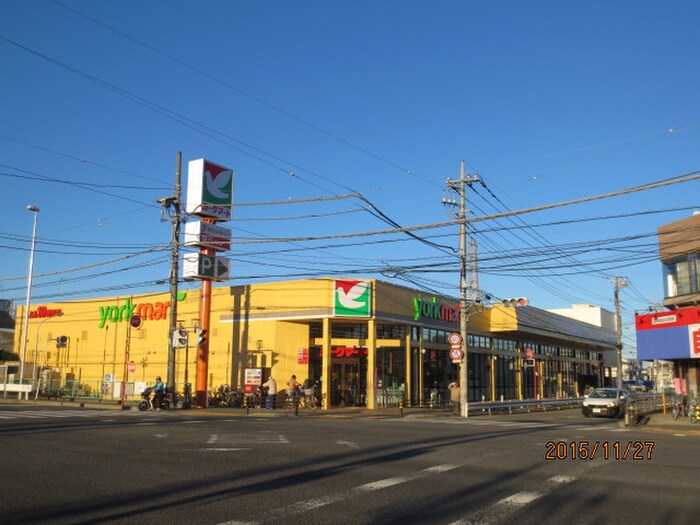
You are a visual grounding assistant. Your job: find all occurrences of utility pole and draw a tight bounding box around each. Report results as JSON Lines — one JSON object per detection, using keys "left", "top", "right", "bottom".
{"left": 612, "top": 275, "right": 628, "bottom": 391}
{"left": 445, "top": 160, "right": 480, "bottom": 418}
{"left": 158, "top": 152, "right": 183, "bottom": 400}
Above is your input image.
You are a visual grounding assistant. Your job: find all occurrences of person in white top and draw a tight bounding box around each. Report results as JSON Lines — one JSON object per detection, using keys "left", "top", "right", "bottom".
{"left": 262, "top": 376, "right": 277, "bottom": 409}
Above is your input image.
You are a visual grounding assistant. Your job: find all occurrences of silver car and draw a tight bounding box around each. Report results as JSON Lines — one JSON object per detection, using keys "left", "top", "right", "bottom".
{"left": 582, "top": 387, "right": 630, "bottom": 418}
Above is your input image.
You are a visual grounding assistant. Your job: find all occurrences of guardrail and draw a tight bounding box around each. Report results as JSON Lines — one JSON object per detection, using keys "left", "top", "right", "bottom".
{"left": 467, "top": 397, "right": 584, "bottom": 415}
{"left": 464, "top": 393, "right": 668, "bottom": 417}
{"left": 629, "top": 393, "right": 667, "bottom": 414}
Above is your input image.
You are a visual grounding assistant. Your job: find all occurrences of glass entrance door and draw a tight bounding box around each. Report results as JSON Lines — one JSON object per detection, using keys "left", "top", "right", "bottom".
{"left": 330, "top": 359, "right": 364, "bottom": 407}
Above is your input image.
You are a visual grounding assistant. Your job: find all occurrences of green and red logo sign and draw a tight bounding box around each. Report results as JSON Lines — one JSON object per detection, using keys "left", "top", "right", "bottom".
{"left": 186, "top": 158, "right": 234, "bottom": 221}
{"left": 334, "top": 280, "right": 371, "bottom": 317}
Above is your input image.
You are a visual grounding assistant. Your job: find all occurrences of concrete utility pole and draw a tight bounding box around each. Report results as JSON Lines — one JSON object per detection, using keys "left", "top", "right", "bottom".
{"left": 158, "top": 152, "right": 183, "bottom": 400}
{"left": 445, "top": 160, "right": 480, "bottom": 418}
{"left": 612, "top": 275, "right": 628, "bottom": 391}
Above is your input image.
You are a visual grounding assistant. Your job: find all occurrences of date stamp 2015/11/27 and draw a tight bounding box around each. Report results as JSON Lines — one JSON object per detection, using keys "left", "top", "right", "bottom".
{"left": 545, "top": 441, "right": 655, "bottom": 461}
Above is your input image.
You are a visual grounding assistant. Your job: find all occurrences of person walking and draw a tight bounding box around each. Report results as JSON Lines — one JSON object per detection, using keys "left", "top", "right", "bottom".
{"left": 262, "top": 376, "right": 277, "bottom": 409}
{"left": 449, "top": 381, "right": 461, "bottom": 416}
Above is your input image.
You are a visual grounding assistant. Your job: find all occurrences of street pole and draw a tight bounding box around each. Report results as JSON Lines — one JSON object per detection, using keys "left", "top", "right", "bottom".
{"left": 166, "top": 152, "right": 183, "bottom": 402}
{"left": 20, "top": 205, "right": 39, "bottom": 396}
{"left": 613, "top": 276, "right": 628, "bottom": 391}
{"left": 445, "top": 161, "right": 479, "bottom": 418}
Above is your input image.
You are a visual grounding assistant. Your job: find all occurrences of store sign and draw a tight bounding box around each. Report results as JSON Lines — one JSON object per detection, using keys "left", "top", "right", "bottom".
{"left": 412, "top": 296, "right": 460, "bottom": 323}
{"left": 184, "top": 221, "right": 232, "bottom": 251}
{"left": 244, "top": 368, "right": 262, "bottom": 386}
{"left": 183, "top": 253, "right": 230, "bottom": 281}
{"left": 332, "top": 346, "right": 368, "bottom": 358}
{"left": 186, "top": 158, "right": 234, "bottom": 221}
{"left": 334, "top": 280, "right": 371, "bottom": 317}
{"left": 652, "top": 315, "right": 677, "bottom": 325}
{"left": 30, "top": 306, "right": 63, "bottom": 319}
{"left": 97, "top": 293, "right": 186, "bottom": 328}
{"left": 297, "top": 348, "right": 309, "bottom": 365}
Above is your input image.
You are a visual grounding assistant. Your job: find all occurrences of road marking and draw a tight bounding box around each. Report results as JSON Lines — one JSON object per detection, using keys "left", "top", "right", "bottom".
{"left": 449, "top": 470, "right": 581, "bottom": 525}
{"left": 0, "top": 409, "right": 140, "bottom": 420}
{"left": 336, "top": 440, "right": 360, "bottom": 449}
{"left": 217, "top": 463, "right": 460, "bottom": 525}
{"left": 495, "top": 491, "right": 542, "bottom": 506}
{"left": 548, "top": 475, "right": 576, "bottom": 484}
{"left": 201, "top": 448, "right": 251, "bottom": 452}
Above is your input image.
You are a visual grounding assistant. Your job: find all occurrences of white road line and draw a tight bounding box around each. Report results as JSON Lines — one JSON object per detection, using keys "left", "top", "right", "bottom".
{"left": 450, "top": 471, "right": 580, "bottom": 525}
{"left": 201, "top": 448, "right": 251, "bottom": 452}
{"left": 548, "top": 475, "right": 576, "bottom": 484}
{"left": 495, "top": 491, "right": 543, "bottom": 506}
{"left": 0, "top": 409, "right": 140, "bottom": 420}
{"left": 219, "top": 463, "right": 460, "bottom": 525}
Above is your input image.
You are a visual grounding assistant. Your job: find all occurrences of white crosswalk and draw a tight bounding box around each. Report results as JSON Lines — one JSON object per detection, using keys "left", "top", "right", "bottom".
{"left": 0, "top": 409, "right": 141, "bottom": 420}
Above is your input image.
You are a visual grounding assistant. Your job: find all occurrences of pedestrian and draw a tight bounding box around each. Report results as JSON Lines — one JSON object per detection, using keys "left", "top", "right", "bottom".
{"left": 449, "top": 381, "right": 460, "bottom": 415}
{"left": 153, "top": 376, "right": 165, "bottom": 410}
{"left": 287, "top": 374, "right": 301, "bottom": 393}
{"left": 262, "top": 376, "right": 277, "bottom": 409}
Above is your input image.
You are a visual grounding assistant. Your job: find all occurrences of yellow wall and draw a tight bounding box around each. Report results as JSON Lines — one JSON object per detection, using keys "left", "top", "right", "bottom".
{"left": 12, "top": 278, "right": 492, "bottom": 396}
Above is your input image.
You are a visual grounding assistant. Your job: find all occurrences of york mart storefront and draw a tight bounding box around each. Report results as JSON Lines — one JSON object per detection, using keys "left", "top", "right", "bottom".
{"left": 14, "top": 278, "right": 615, "bottom": 408}
{"left": 227, "top": 279, "right": 615, "bottom": 408}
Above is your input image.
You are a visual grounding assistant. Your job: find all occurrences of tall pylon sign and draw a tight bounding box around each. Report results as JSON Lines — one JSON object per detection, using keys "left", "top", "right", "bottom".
{"left": 184, "top": 158, "right": 234, "bottom": 408}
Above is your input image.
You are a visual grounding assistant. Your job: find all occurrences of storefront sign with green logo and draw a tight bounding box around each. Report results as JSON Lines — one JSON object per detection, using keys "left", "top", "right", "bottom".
{"left": 334, "top": 280, "right": 371, "bottom": 317}
{"left": 413, "top": 296, "right": 459, "bottom": 322}
{"left": 97, "top": 293, "right": 187, "bottom": 328}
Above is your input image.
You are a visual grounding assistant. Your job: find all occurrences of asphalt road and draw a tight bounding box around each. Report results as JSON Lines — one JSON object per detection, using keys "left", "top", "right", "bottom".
{"left": 1, "top": 404, "right": 699, "bottom": 525}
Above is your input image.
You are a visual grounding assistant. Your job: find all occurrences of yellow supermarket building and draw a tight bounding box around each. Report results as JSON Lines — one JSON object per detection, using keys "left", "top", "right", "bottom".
{"left": 13, "top": 278, "right": 616, "bottom": 408}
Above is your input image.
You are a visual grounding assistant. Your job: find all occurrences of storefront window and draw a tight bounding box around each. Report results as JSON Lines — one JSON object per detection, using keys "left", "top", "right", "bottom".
{"left": 377, "top": 324, "right": 406, "bottom": 339}
{"left": 309, "top": 322, "right": 322, "bottom": 338}
{"left": 376, "top": 347, "right": 406, "bottom": 407}
{"left": 331, "top": 323, "right": 368, "bottom": 339}
{"left": 494, "top": 338, "right": 516, "bottom": 352}
{"left": 411, "top": 326, "right": 421, "bottom": 341}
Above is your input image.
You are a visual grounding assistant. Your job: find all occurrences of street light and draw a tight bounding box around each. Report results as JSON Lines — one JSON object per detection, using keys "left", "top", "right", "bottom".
{"left": 19, "top": 205, "right": 39, "bottom": 397}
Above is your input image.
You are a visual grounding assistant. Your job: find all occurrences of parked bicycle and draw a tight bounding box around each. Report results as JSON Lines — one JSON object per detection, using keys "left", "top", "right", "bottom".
{"left": 299, "top": 381, "right": 322, "bottom": 409}
{"left": 689, "top": 396, "right": 700, "bottom": 424}
{"left": 672, "top": 395, "right": 687, "bottom": 420}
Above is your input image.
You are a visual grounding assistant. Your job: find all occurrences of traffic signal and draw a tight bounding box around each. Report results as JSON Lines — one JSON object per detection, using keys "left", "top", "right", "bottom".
{"left": 196, "top": 328, "right": 208, "bottom": 345}
{"left": 172, "top": 328, "right": 188, "bottom": 348}
{"left": 178, "top": 328, "right": 189, "bottom": 347}
{"left": 502, "top": 297, "right": 528, "bottom": 307}
{"left": 56, "top": 335, "right": 68, "bottom": 348}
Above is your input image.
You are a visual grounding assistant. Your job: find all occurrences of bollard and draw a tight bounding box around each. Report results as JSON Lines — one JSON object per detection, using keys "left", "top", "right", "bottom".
{"left": 625, "top": 405, "right": 637, "bottom": 427}
{"left": 244, "top": 394, "right": 250, "bottom": 416}
{"left": 399, "top": 400, "right": 404, "bottom": 418}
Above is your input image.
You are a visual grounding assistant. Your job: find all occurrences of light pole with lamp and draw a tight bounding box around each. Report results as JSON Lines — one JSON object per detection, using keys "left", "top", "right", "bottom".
{"left": 19, "top": 204, "right": 39, "bottom": 399}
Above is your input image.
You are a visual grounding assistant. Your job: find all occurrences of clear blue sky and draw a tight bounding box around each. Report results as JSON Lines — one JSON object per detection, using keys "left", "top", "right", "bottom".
{"left": 2, "top": 1, "right": 699, "bottom": 355}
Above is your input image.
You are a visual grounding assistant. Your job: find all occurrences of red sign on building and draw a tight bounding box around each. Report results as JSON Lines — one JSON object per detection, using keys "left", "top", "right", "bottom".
{"left": 297, "top": 348, "right": 309, "bottom": 364}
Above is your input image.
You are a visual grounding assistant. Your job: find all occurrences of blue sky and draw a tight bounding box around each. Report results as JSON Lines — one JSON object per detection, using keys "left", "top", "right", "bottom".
{"left": 2, "top": 1, "right": 699, "bottom": 355}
